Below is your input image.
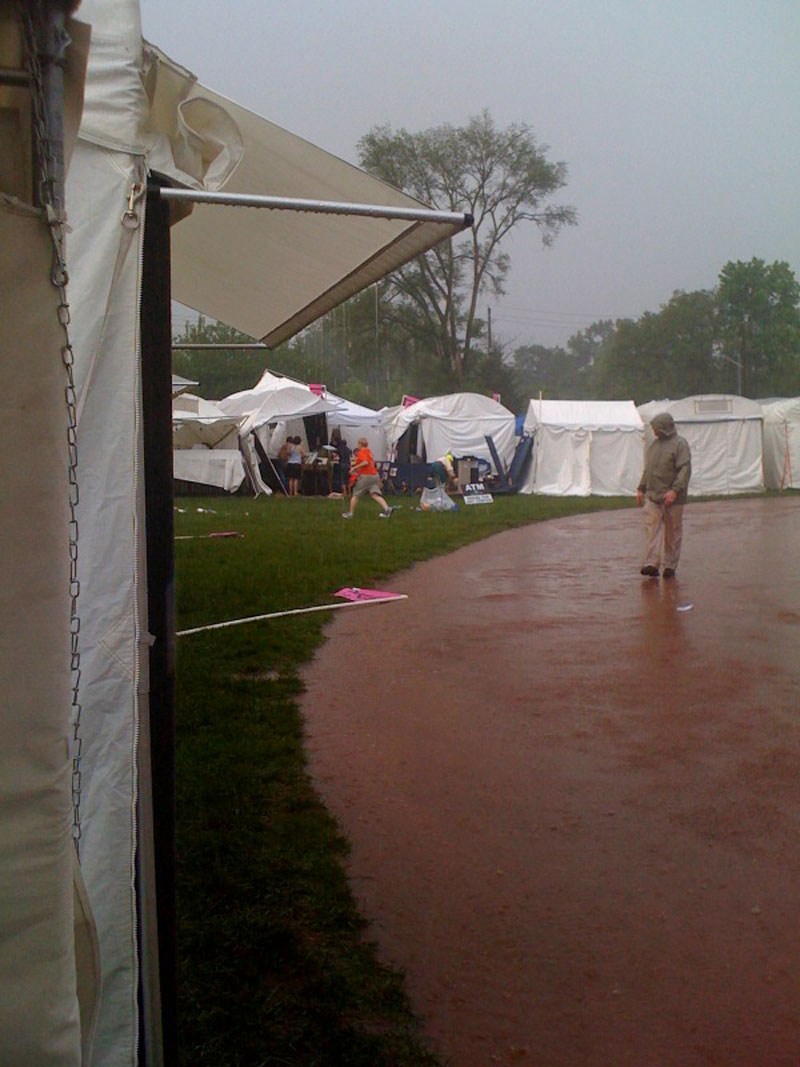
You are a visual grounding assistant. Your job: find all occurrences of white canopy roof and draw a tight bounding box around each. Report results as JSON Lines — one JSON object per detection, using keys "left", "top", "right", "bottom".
{"left": 140, "top": 48, "right": 468, "bottom": 346}
{"left": 524, "top": 399, "right": 644, "bottom": 432}
{"left": 638, "top": 394, "right": 763, "bottom": 423}
{"left": 228, "top": 385, "right": 342, "bottom": 436}
{"left": 387, "top": 393, "right": 517, "bottom": 466}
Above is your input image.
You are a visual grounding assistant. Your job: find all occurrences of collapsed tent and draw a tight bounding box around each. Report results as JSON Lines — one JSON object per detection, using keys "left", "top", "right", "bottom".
{"left": 172, "top": 394, "right": 247, "bottom": 492}
{"left": 385, "top": 393, "right": 517, "bottom": 470}
{"left": 520, "top": 400, "right": 645, "bottom": 496}
{"left": 220, "top": 368, "right": 387, "bottom": 462}
{"left": 760, "top": 398, "right": 800, "bottom": 490}
{"left": 638, "top": 395, "right": 764, "bottom": 495}
{"left": 1, "top": 2, "right": 471, "bottom": 1063}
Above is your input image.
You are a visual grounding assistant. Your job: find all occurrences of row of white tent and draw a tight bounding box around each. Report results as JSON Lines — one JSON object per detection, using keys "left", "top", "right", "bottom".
{"left": 175, "top": 377, "right": 800, "bottom": 497}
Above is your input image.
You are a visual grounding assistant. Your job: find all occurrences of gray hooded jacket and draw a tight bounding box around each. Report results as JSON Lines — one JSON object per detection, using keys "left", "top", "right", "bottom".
{"left": 638, "top": 413, "right": 691, "bottom": 503}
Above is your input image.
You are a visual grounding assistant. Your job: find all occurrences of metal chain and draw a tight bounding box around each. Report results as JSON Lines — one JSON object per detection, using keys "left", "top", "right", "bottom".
{"left": 19, "top": 1, "right": 84, "bottom": 855}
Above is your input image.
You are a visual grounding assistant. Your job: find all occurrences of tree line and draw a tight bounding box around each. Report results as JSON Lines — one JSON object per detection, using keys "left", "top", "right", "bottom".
{"left": 173, "top": 112, "right": 800, "bottom": 411}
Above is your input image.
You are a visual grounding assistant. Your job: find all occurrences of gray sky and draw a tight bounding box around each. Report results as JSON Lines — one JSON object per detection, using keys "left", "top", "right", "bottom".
{"left": 139, "top": 0, "right": 800, "bottom": 349}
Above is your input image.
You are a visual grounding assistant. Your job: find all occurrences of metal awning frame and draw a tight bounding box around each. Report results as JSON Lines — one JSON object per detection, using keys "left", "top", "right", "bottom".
{"left": 158, "top": 187, "right": 474, "bottom": 229}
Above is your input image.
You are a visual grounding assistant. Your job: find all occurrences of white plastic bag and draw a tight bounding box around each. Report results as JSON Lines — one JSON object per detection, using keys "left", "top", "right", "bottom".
{"left": 419, "top": 485, "right": 458, "bottom": 511}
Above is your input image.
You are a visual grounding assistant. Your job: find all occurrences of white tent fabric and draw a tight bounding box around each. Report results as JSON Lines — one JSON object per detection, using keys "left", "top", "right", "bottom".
{"left": 221, "top": 369, "right": 387, "bottom": 458}
{"left": 173, "top": 394, "right": 241, "bottom": 449}
{"left": 171, "top": 373, "right": 198, "bottom": 397}
{"left": 521, "top": 400, "right": 645, "bottom": 496}
{"left": 386, "top": 393, "right": 517, "bottom": 468}
{"left": 638, "top": 395, "right": 764, "bottom": 495}
{"left": 172, "top": 397, "right": 246, "bottom": 490}
{"left": 173, "top": 449, "right": 246, "bottom": 492}
{"left": 760, "top": 398, "right": 800, "bottom": 490}
{"left": 145, "top": 53, "right": 467, "bottom": 346}
{"left": 237, "top": 385, "right": 341, "bottom": 436}
{"left": 1, "top": 11, "right": 97, "bottom": 1067}
{"left": 0, "top": 199, "right": 85, "bottom": 1066}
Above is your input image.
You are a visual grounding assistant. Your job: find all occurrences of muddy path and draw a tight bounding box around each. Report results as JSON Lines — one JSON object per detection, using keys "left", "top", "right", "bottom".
{"left": 302, "top": 498, "right": 800, "bottom": 1066}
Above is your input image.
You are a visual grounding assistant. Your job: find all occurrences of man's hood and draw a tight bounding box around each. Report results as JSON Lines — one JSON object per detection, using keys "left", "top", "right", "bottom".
{"left": 651, "top": 413, "right": 677, "bottom": 438}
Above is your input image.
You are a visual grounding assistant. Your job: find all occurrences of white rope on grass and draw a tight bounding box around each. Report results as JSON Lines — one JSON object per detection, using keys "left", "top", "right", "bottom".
{"left": 176, "top": 595, "right": 408, "bottom": 637}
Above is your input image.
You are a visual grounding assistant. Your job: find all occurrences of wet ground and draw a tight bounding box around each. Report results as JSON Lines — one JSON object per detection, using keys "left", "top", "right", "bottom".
{"left": 301, "top": 497, "right": 800, "bottom": 1066}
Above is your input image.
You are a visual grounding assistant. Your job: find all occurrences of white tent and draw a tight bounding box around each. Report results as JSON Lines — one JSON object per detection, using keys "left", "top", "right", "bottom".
{"left": 385, "top": 393, "right": 517, "bottom": 469}
{"left": 173, "top": 394, "right": 241, "bottom": 448}
{"left": 1, "top": 2, "right": 469, "bottom": 1063}
{"left": 220, "top": 369, "right": 387, "bottom": 459}
{"left": 638, "top": 395, "right": 764, "bottom": 495}
{"left": 172, "top": 395, "right": 247, "bottom": 492}
{"left": 520, "top": 400, "right": 645, "bottom": 496}
{"left": 171, "top": 373, "right": 198, "bottom": 397}
{"left": 760, "top": 398, "right": 800, "bottom": 490}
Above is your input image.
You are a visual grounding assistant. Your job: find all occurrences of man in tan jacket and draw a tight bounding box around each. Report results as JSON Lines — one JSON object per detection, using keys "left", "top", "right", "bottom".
{"left": 636, "top": 413, "right": 692, "bottom": 578}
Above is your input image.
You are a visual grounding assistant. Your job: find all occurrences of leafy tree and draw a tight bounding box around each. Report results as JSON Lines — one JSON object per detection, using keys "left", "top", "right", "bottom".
{"left": 511, "top": 343, "right": 571, "bottom": 400}
{"left": 566, "top": 320, "right": 615, "bottom": 378}
{"left": 590, "top": 290, "right": 723, "bottom": 403}
{"left": 716, "top": 258, "right": 800, "bottom": 396}
{"left": 172, "top": 317, "right": 265, "bottom": 399}
{"left": 357, "top": 111, "right": 576, "bottom": 390}
{"left": 510, "top": 320, "right": 613, "bottom": 402}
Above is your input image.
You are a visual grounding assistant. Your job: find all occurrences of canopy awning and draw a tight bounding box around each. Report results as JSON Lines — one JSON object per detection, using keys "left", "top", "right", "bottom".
{"left": 146, "top": 53, "right": 471, "bottom": 346}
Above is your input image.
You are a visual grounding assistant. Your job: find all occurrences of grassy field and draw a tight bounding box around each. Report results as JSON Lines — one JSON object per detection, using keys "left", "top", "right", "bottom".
{"left": 174, "top": 491, "right": 635, "bottom": 1065}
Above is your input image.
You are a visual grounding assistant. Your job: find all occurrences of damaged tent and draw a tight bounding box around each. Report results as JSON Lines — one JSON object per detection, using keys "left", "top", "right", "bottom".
{"left": 220, "top": 368, "right": 387, "bottom": 463}
{"left": 172, "top": 394, "right": 249, "bottom": 492}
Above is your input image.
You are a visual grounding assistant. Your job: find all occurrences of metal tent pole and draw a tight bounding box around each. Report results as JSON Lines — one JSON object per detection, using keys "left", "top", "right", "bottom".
{"left": 158, "top": 186, "right": 473, "bottom": 228}
{"left": 139, "top": 176, "right": 177, "bottom": 1067}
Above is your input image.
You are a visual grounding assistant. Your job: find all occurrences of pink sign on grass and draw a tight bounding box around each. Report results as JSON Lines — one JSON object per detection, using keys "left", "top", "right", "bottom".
{"left": 334, "top": 587, "right": 405, "bottom": 602}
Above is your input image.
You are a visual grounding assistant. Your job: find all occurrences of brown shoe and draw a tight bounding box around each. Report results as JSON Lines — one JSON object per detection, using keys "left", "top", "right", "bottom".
{"left": 662, "top": 568, "right": 676, "bottom": 578}
{"left": 640, "top": 565, "right": 659, "bottom": 577}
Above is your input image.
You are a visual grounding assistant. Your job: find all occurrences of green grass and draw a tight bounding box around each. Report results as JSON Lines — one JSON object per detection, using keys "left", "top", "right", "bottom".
{"left": 175, "top": 492, "right": 636, "bottom": 1065}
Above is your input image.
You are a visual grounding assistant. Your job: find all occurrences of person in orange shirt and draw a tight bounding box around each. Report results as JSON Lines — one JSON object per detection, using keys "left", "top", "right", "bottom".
{"left": 342, "top": 438, "right": 395, "bottom": 519}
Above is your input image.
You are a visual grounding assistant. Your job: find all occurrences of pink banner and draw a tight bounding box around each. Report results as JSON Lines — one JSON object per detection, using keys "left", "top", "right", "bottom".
{"left": 309, "top": 383, "right": 326, "bottom": 396}
{"left": 334, "top": 587, "right": 404, "bottom": 602}
{"left": 401, "top": 394, "right": 421, "bottom": 408}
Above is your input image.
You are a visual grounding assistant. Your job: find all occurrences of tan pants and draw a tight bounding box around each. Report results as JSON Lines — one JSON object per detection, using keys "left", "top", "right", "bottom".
{"left": 642, "top": 498, "right": 684, "bottom": 571}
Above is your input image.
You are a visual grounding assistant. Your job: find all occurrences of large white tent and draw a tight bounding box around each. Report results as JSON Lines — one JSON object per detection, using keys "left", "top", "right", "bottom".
{"left": 1, "top": 2, "right": 469, "bottom": 1064}
{"left": 520, "top": 399, "right": 645, "bottom": 496}
{"left": 638, "top": 395, "right": 764, "bottom": 495}
{"left": 760, "top": 398, "right": 800, "bottom": 490}
{"left": 385, "top": 392, "right": 517, "bottom": 469}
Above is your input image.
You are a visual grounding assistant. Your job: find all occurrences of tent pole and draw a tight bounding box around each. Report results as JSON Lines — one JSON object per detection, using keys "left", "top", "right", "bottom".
{"left": 139, "top": 176, "right": 177, "bottom": 1066}
{"left": 158, "top": 187, "right": 473, "bottom": 228}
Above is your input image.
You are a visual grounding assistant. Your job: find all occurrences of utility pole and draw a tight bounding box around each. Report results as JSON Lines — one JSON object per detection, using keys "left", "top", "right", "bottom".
{"left": 487, "top": 306, "right": 492, "bottom": 354}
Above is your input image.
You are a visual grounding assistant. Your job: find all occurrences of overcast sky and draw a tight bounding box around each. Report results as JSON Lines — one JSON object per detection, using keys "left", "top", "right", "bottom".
{"left": 139, "top": 0, "right": 799, "bottom": 349}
